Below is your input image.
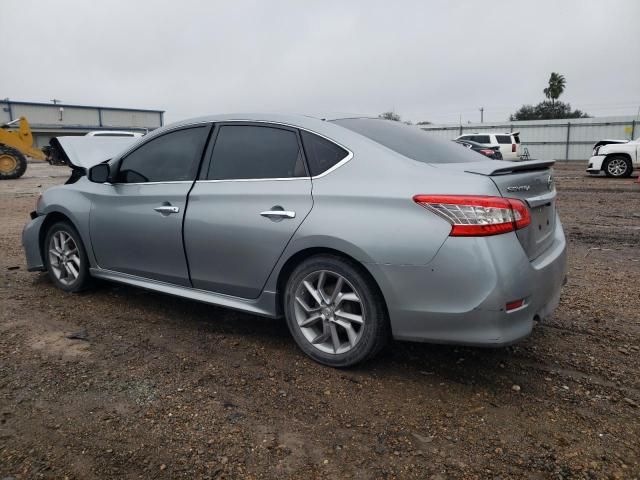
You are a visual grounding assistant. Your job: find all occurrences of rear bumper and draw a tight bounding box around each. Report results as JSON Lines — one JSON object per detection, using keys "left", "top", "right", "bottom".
{"left": 368, "top": 216, "right": 567, "bottom": 346}
{"left": 587, "top": 155, "right": 605, "bottom": 172}
{"left": 22, "top": 214, "right": 46, "bottom": 272}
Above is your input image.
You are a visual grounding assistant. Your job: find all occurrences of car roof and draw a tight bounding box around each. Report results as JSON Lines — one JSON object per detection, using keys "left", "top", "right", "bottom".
{"left": 149, "top": 113, "right": 385, "bottom": 145}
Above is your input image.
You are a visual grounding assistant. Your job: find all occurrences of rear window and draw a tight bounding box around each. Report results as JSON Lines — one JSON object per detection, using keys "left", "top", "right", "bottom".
{"left": 514, "top": 134, "right": 520, "bottom": 144}
{"left": 332, "top": 118, "right": 483, "bottom": 164}
{"left": 496, "top": 135, "right": 512, "bottom": 144}
{"left": 300, "top": 131, "right": 349, "bottom": 176}
{"left": 465, "top": 135, "right": 490, "bottom": 144}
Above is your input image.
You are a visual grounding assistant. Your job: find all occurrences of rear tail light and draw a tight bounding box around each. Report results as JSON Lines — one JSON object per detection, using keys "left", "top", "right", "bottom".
{"left": 512, "top": 144, "right": 516, "bottom": 152}
{"left": 413, "top": 195, "right": 531, "bottom": 237}
{"left": 479, "top": 149, "right": 495, "bottom": 156}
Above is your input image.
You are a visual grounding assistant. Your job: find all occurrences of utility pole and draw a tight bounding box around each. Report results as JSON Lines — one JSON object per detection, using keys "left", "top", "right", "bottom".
{"left": 479, "top": 107, "right": 484, "bottom": 123}
{"left": 51, "top": 99, "right": 61, "bottom": 105}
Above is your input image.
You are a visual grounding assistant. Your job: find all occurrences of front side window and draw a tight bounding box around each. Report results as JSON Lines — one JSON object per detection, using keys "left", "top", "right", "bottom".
{"left": 300, "top": 130, "right": 348, "bottom": 176}
{"left": 207, "top": 125, "right": 305, "bottom": 180}
{"left": 117, "top": 127, "right": 209, "bottom": 183}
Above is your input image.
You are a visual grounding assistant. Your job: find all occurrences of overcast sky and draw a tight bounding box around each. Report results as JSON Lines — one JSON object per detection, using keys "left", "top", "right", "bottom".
{"left": 2, "top": 0, "right": 639, "bottom": 124}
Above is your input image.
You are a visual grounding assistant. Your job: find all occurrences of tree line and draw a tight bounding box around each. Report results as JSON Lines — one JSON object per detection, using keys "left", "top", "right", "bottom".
{"left": 379, "top": 72, "right": 589, "bottom": 124}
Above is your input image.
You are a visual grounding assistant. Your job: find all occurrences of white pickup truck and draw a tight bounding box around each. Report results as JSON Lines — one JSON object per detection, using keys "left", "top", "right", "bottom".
{"left": 587, "top": 138, "right": 639, "bottom": 177}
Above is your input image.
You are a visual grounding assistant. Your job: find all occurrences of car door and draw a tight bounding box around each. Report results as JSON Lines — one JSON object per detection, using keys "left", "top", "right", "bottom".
{"left": 89, "top": 125, "right": 211, "bottom": 286}
{"left": 184, "top": 123, "right": 312, "bottom": 299}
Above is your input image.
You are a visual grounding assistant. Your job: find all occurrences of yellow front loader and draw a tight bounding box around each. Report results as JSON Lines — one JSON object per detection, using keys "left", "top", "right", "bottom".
{"left": 0, "top": 116, "right": 46, "bottom": 179}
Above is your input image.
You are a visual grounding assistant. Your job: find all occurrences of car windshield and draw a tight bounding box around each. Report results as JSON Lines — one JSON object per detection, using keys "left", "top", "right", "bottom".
{"left": 331, "top": 118, "right": 481, "bottom": 164}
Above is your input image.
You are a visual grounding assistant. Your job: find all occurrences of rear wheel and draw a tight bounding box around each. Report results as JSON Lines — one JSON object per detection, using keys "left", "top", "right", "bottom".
{"left": 44, "top": 222, "right": 92, "bottom": 292}
{"left": 604, "top": 156, "right": 632, "bottom": 178}
{"left": 284, "top": 255, "right": 389, "bottom": 367}
{"left": 0, "top": 145, "right": 27, "bottom": 180}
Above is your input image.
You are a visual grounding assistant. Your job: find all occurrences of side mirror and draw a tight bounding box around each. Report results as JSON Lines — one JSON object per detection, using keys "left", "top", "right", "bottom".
{"left": 89, "top": 163, "right": 110, "bottom": 183}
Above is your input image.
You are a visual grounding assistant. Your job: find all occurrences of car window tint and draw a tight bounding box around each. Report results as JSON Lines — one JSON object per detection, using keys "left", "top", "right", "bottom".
{"left": 474, "top": 135, "right": 491, "bottom": 144}
{"left": 300, "top": 130, "right": 348, "bottom": 176}
{"left": 117, "top": 127, "right": 208, "bottom": 183}
{"left": 332, "top": 118, "right": 483, "bottom": 164}
{"left": 496, "top": 135, "right": 512, "bottom": 144}
{"left": 208, "top": 125, "right": 305, "bottom": 180}
{"left": 514, "top": 135, "right": 521, "bottom": 144}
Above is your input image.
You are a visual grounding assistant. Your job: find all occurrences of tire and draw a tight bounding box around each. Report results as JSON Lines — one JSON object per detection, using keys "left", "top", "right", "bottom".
{"left": 604, "top": 156, "right": 632, "bottom": 178}
{"left": 44, "top": 221, "right": 93, "bottom": 293}
{"left": 0, "top": 144, "right": 27, "bottom": 180}
{"left": 283, "top": 254, "right": 389, "bottom": 367}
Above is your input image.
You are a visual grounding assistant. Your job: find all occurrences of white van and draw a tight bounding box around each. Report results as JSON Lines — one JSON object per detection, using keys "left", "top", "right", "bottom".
{"left": 455, "top": 132, "right": 521, "bottom": 161}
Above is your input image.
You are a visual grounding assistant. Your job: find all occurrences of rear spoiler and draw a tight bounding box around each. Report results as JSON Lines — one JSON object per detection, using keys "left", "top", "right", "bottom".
{"left": 429, "top": 159, "right": 555, "bottom": 176}
{"left": 465, "top": 159, "right": 555, "bottom": 176}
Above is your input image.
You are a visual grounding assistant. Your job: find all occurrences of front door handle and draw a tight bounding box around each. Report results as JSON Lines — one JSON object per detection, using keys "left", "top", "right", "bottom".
{"left": 260, "top": 209, "right": 296, "bottom": 219}
{"left": 154, "top": 205, "right": 180, "bottom": 215}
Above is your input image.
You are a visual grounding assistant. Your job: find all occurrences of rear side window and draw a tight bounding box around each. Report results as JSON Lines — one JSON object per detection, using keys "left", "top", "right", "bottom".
{"left": 496, "top": 135, "right": 512, "bottom": 144}
{"left": 117, "top": 126, "right": 208, "bottom": 183}
{"left": 332, "top": 118, "right": 484, "bottom": 164}
{"left": 208, "top": 125, "right": 306, "bottom": 180}
{"left": 300, "top": 131, "right": 349, "bottom": 176}
{"left": 473, "top": 135, "right": 491, "bottom": 144}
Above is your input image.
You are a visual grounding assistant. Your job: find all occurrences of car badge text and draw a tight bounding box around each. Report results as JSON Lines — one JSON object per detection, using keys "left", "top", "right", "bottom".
{"left": 506, "top": 185, "right": 531, "bottom": 192}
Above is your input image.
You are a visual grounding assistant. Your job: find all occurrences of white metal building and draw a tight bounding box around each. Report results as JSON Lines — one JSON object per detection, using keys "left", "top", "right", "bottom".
{"left": 0, "top": 99, "right": 164, "bottom": 148}
{"left": 418, "top": 115, "right": 639, "bottom": 161}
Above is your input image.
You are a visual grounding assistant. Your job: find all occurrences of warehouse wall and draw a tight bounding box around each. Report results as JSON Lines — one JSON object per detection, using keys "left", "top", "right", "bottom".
{"left": 419, "top": 115, "right": 639, "bottom": 160}
{"left": 0, "top": 101, "right": 162, "bottom": 130}
{"left": 101, "top": 109, "right": 161, "bottom": 129}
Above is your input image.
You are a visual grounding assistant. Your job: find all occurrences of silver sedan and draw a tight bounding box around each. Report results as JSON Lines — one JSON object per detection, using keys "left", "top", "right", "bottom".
{"left": 22, "top": 114, "right": 567, "bottom": 367}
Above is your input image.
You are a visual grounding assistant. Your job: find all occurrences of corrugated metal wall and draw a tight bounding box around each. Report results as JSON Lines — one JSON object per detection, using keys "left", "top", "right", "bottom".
{"left": 101, "top": 109, "right": 162, "bottom": 128}
{"left": 0, "top": 101, "right": 163, "bottom": 130}
{"left": 10, "top": 104, "right": 100, "bottom": 126}
{"left": 419, "top": 115, "right": 639, "bottom": 160}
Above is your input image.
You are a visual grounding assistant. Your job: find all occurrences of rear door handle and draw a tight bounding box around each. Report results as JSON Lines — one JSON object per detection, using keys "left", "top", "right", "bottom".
{"left": 154, "top": 205, "right": 180, "bottom": 215}
{"left": 260, "top": 210, "right": 296, "bottom": 219}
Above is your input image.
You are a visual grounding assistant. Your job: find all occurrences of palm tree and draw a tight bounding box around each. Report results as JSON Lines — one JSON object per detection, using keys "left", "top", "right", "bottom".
{"left": 543, "top": 72, "right": 566, "bottom": 105}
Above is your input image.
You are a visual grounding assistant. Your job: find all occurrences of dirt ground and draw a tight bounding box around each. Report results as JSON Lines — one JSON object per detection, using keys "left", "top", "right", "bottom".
{"left": 1, "top": 161, "right": 639, "bottom": 479}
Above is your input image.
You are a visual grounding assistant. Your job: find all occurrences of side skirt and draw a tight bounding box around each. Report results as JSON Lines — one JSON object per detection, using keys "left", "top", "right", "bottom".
{"left": 89, "top": 268, "right": 279, "bottom": 318}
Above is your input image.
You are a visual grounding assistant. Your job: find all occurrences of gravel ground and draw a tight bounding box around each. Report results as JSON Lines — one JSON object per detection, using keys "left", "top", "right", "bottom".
{"left": 1, "top": 162, "right": 639, "bottom": 480}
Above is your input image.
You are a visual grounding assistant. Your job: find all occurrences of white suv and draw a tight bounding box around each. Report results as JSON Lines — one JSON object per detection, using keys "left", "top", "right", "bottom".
{"left": 455, "top": 132, "right": 521, "bottom": 161}
{"left": 587, "top": 138, "right": 639, "bottom": 177}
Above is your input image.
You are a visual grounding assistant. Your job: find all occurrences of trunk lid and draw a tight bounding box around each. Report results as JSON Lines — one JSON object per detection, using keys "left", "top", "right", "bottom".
{"left": 431, "top": 159, "right": 557, "bottom": 260}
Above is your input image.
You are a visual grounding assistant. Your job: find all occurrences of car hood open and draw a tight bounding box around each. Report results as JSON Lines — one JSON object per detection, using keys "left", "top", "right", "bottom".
{"left": 50, "top": 136, "right": 139, "bottom": 169}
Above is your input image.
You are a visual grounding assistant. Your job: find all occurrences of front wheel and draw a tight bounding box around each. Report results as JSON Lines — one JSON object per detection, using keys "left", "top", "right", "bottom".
{"left": 284, "top": 255, "right": 389, "bottom": 367}
{"left": 44, "top": 221, "right": 92, "bottom": 292}
{"left": 604, "top": 156, "right": 632, "bottom": 178}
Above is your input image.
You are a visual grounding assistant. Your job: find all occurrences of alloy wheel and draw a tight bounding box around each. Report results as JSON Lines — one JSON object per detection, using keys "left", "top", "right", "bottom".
{"left": 293, "top": 270, "right": 365, "bottom": 355}
{"left": 48, "top": 231, "right": 81, "bottom": 286}
{"left": 607, "top": 158, "right": 628, "bottom": 177}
